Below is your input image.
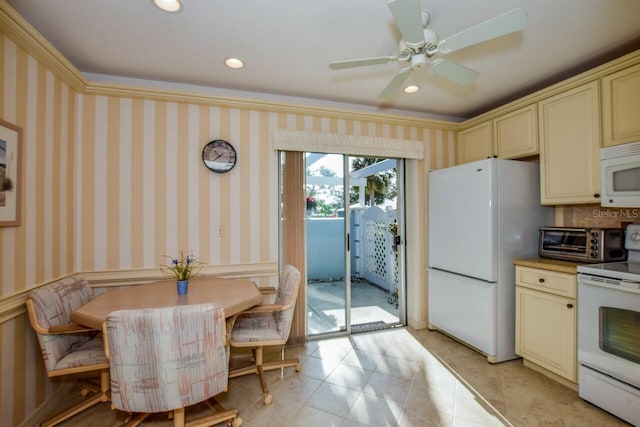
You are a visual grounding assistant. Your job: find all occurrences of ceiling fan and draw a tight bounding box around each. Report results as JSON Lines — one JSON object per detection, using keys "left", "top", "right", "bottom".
{"left": 329, "top": 0, "right": 528, "bottom": 99}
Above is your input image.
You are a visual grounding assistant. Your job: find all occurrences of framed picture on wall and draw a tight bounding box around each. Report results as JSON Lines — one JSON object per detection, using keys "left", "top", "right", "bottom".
{"left": 0, "top": 118, "right": 22, "bottom": 227}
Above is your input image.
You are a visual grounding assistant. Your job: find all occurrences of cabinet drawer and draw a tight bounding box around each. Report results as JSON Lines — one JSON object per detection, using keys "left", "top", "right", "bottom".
{"left": 516, "top": 266, "right": 576, "bottom": 298}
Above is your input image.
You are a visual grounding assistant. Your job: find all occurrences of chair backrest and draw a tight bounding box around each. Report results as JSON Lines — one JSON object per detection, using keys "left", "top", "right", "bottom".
{"left": 104, "top": 303, "right": 228, "bottom": 413}
{"left": 273, "top": 265, "right": 301, "bottom": 341}
{"left": 27, "top": 276, "right": 96, "bottom": 373}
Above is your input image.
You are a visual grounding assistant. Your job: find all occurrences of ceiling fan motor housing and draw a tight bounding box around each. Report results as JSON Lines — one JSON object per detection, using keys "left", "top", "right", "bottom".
{"left": 398, "top": 27, "right": 438, "bottom": 58}
{"left": 411, "top": 53, "right": 427, "bottom": 69}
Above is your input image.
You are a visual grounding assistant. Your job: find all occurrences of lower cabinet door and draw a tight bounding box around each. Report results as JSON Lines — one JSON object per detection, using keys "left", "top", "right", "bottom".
{"left": 515, "top": 286, "right": 577, "bottom": 382}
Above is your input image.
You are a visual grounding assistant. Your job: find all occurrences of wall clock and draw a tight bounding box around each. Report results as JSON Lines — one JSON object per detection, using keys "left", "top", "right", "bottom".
{"left": 202, "top": 139, "right": 237, "bottom": 173}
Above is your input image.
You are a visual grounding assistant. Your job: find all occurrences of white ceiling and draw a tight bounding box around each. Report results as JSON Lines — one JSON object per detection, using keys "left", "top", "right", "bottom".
{"left": 6, "top": 0, "right": 640, "bottom": 120}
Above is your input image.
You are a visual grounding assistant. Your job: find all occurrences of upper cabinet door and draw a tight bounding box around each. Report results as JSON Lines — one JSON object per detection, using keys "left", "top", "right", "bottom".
{"left": 457, "top": 121, "right": 493, "bottom": 164}
{"left": 539, "top": 81, "right": 601, "bottom": 205}
{"left": 493, "top": 104, "right": 538, "bottom": 159}
{"left": 602, "top": 63, "right": 640, "bottom": 147}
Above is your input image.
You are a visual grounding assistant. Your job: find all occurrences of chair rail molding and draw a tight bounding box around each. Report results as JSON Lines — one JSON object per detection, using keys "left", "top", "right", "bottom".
{"left": 0, "top": 262, "right": 279, "bottom": 324}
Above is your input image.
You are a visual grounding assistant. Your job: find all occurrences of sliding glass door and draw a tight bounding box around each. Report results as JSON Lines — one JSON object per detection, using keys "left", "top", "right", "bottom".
{"left": 305, "top": 153, "right": 403, "bottom": 337}
{"left": 305, "top": 153, "right": 349, "bottom": 335}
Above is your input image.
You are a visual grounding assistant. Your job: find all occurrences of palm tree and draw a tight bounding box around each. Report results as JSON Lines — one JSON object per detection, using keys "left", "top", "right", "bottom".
{"left": 350, "top": 157, "right": 396, "bottom": 206}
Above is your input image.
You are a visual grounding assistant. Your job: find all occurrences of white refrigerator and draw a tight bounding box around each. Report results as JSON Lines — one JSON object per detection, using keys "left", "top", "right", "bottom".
{"left": 428, "top": 158, "right": 552, "bottom": 363}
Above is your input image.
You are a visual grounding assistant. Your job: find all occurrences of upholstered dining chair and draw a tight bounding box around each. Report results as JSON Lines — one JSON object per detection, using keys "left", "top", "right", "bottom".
{"left": 26, "top": 276, "right": 110, "bottom": 427}
{"left": 228, "top": 264, "right": 302, "bottom": 405}
{"left": 103, "top": 303, "right": 242, "bottom": 427}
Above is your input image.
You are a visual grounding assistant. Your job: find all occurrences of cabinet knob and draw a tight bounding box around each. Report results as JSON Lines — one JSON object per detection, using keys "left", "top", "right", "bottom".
{"left": 538, "top": 278, "right": 545, "bottom": 283}
{"left": 594, "top": 193, "right": 600, "bottom": 198}
{"left": 567, "top": 303, "right": 574, "bottom": 309}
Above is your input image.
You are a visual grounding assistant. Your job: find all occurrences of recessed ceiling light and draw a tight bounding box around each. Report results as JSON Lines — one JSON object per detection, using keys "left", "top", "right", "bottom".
{"left": 225, "top": 57, "right": 245, "bottom": 69}
{"left": 403, "top": 85, "right": 420, "bottom": 94}
{"left": 153, "top": 0, "right": 181, "bottom": 13}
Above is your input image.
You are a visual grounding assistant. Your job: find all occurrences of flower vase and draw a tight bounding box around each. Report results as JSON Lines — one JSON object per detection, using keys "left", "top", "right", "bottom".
{"left": 177, "top": 280, "right": 188, "bottom": 295}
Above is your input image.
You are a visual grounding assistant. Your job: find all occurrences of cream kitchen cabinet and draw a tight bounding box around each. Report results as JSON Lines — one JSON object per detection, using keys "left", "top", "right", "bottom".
{"left": 602, "top": 62, "right": 640, "bottom": 147}
{"left": 457, "top": 121, "right": 493, "bottom": 164}
{"left": 539, "top": 81, "right": 601, "bottom": 205}
{"left": 457, "top": 104, "right": 538, "bottom": 164}
{"left": 493, "top": 104, "right": 538, "bottom": 159}
{"left": 515, "top": 266, "right": 577, "bottom": 383}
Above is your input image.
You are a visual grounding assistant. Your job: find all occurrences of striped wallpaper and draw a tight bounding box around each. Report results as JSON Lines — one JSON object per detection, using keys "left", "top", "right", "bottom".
{"left": 0, "top": 35, "right": 75, "bottom": 297}
{"left": 0, "top": 33, "right": 74, "bottom": 427}
{"left": 0, "top": 31, "right": 456, "bottom": 426}
{"left": 0, "top": 34, "right": 457, "bottom": 295}
{"left": 72, "top": 96, "right": 455, "bottom": 274}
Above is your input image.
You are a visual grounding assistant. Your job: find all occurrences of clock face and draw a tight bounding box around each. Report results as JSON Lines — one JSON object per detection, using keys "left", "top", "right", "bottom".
{"left": 202, "top": 140, "right": 237, "bottom": 173}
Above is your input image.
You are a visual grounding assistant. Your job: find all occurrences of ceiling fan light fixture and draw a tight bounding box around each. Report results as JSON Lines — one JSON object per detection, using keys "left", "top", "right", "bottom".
{"left": 403, "top": 85, "right": 420, "bottom": 94}
{"left": 153, "top": 0, "right": 181, "bottom": 13}
{"left": 224, "top": 57, "right": 245, "bottom": 69}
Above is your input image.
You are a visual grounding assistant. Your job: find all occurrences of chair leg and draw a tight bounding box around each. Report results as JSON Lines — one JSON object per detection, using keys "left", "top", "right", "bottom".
{"left": 261, "top": 358, "right": 301, "bottom": 373}
{"left": 173, "top": 407, "right": 186, "bottom": 427}
{"left": 121, "top": 413, "right": 150, "bottom": 427}
{"left": 228, "top": 364, "right": 258, "bottom": 378}
{"left": 253, "top": 347, "right": 273, "bottom": 405}
{"left": 41, "top": 391, "right": 106, "bottom": 427}
{"left": 262, "top": 345, "right": 302, "bottom": 374}
{"left": 41, "top": 369, "right": 110, "bottom": 427}
{"left": 100, "top": 369, "right": 110, "bottom": 397}
{"left": 228, "top": 346, "right": 302, "bottom": 406}
{"left": 192, "top": 398, "right": 242, "bottom": 427}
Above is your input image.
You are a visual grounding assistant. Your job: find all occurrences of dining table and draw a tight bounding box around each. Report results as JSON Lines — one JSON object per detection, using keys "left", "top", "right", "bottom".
{"left": 70, "top": 276, "right": 263, "bottom": 330}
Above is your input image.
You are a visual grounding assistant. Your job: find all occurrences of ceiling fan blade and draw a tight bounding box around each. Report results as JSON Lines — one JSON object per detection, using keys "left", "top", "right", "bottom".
{"left": 437, "top": 8, "right": 528, "bottom": 53}
{"left": 430, "top": 59, "right": 480, "bottom": 85}
{"left": 378, "top": 67, "right": 413, "bottom": 99}
{"left": 388, "top": 0, "right": 426, "bottom": 48}
{"left": 329, "top": 56, "right": 398, "bottom": 70}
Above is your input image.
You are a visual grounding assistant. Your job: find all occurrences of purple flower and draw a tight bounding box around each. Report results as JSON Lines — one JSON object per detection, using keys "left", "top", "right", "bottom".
{"left": 161, "top": 251, "right": 204, "bottom": 281}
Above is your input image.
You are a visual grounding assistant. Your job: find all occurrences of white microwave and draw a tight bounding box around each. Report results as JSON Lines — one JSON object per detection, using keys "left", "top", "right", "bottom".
{"left": 600, "top": 141, "right": 640, "bottom": 207}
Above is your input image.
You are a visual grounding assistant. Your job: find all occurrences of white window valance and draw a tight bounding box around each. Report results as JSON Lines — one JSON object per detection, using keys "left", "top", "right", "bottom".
{"left": 271, "top": 129, "right": 424, "bottom": 160}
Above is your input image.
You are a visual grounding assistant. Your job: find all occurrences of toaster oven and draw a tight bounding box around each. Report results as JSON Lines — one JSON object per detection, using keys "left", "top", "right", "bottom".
{"left": 538, "top": 227, "right": 627, "bottom": 263}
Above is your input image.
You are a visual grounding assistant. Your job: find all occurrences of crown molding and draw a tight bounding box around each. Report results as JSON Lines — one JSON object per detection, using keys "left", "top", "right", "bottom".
{"left": 459, "top": 49, "right": 640, "bottom": 129}
{"left": 83, "top": 80, "right": 459, "bottom": 130}
{"left": 0, "top": 1, "right": 457, "bottom": 131}
{"left": 0, "top": 1, "right": 87, "bottom": 91}
{"left": 4, "top": 1, "right": 639, "bottom": 154}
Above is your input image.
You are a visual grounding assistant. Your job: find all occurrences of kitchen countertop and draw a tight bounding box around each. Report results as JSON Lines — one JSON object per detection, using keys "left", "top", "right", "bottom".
{"left": 513, "top": 258, "right": 585, "bottom": 274}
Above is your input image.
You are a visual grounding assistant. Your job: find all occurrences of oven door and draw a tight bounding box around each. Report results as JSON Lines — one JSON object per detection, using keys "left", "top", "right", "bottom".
{"left": 578, "top": 274, "right": 640, "bottom": 388}
{"left": 539, "top": 228, "right": 589, "bottom": 261}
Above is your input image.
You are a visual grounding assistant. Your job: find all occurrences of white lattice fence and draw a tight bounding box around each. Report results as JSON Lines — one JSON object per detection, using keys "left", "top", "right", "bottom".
{"left": 359, "top": 206, "right": 396, "bottom": 292}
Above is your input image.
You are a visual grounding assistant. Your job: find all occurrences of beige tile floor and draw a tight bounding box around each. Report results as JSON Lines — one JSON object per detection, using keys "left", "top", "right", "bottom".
{"left": 42, "top": 327, "right": 630, "bottom": 427}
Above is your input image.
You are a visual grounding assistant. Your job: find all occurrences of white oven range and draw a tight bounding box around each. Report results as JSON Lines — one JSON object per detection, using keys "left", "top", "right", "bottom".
{"left": 577, "top": 223, "right": 640, "bottom": 426}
